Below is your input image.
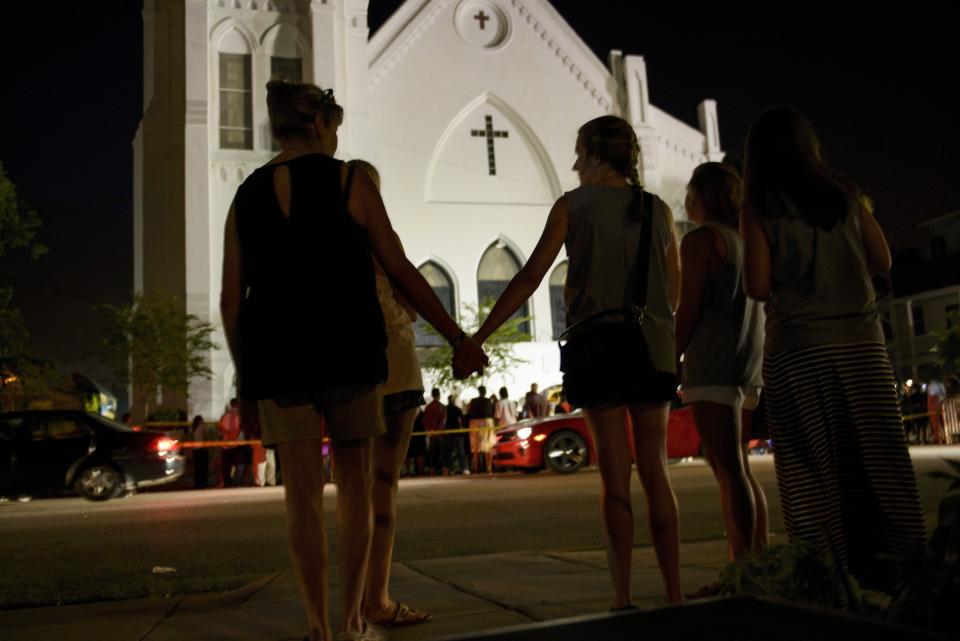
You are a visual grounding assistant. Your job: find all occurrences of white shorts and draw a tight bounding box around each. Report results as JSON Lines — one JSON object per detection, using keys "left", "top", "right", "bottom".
{"left": 682, "top": 385, "right": 762, "bottom": 410}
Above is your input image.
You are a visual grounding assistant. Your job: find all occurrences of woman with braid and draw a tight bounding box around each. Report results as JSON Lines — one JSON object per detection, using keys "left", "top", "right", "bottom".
{"left": 466, "top": 116, "right": 682, "bottom": 605}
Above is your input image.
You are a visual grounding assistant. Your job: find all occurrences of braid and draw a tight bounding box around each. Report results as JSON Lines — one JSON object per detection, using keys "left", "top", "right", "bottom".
{"left": 578, "top": 115, "right": 643, "bottom": 187}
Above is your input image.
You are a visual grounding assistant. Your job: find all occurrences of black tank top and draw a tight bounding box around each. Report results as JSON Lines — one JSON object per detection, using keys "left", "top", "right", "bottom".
{"left": 233, "top": 153, "right": 387, "bottom": 400}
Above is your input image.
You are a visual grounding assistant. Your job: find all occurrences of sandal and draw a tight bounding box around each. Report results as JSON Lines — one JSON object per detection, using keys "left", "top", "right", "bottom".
{"left": 368, "top": 601, "right": 432, "bottom": 628}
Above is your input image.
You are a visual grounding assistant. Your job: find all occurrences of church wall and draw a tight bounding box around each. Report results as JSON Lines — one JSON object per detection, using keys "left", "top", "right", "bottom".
{"left": 138, "top": 0, "right": 724, "bottom": 415}
{"left": 367, "top": 0, "right": 616, "bottom": 357}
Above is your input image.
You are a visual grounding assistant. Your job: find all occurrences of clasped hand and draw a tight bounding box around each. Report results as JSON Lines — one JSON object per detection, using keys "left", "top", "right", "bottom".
{"left": 452, "top": 335, "right": 488, "bottom": 380}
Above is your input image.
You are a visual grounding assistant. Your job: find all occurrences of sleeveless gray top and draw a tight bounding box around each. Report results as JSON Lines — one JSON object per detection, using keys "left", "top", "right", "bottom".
{"left": 564, "top": 186, "right": 675, "bottom": 374}
{"left": 682, "top": 222, "right": 763, "bottom": 388}
{"left": 756, "top": 196, "right": 882, "bottom": 355}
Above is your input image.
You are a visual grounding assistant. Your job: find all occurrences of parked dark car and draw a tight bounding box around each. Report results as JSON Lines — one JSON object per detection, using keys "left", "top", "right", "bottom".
{"left": 0, "top": 410, "right": 184, "bottom": 501}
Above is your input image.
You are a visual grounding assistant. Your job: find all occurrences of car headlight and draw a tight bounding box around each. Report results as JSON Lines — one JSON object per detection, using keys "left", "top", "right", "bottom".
{"left": 517, "top": 427, "right": 533, "bottom": 440}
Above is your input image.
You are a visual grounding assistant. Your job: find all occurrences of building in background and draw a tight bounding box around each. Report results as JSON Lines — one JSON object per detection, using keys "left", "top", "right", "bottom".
{"left": 134, "top": 0, "right": 723, "bottom": 418}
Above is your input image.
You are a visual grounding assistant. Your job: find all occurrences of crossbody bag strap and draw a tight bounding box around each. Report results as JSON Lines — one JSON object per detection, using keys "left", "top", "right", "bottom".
{"left": 631, "top": 189, "right": 655, "bottom": 322}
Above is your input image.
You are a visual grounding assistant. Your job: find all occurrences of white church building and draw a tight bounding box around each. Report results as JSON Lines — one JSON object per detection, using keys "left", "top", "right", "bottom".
{"left": 134, "top": 0, "right": 724, "bottom": 418}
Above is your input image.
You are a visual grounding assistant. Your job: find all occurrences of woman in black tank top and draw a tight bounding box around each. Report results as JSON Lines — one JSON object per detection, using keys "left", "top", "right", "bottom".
{"left": 220, "top": 81, "right": 486, "bottom": 641}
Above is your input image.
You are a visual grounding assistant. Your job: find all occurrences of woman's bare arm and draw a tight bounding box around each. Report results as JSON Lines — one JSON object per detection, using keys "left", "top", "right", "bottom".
{"left": 219, "top": 204, "right": 244, "bottom": 368}
{"left": 473, "top": 197, "right": 568, "bottom": 345}
{"left": 739, "top": 204, "right": 772, "bottom": 301}
{"left": 663, "top": 202, "right": 681, "bottom": 311}
{"left": 858, "top": 198, "right": 892, "bottom": 274}
{"left": 674, "top": 226, "right": 712, "bottom": 358}
{"left": 345, "top": 167, "right": 469, "bottom": 349}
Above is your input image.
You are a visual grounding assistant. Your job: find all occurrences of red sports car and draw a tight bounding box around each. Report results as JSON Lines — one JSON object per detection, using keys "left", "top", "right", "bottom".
{"left": 493, "top": 407, "right": 702, "bottom": 474}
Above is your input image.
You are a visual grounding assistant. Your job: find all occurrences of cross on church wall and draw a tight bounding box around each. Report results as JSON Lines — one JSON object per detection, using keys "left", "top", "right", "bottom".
{"left": 471, "top": 115, "right": 508, "bottom": 176}
{"left": 474, "top": 10, "right": 490, "bottom": 30}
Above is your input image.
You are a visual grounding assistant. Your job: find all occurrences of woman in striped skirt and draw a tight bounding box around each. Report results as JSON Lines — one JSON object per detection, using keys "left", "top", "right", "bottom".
{"left": 739, "top": 107, "right": 925, "bottom": 588}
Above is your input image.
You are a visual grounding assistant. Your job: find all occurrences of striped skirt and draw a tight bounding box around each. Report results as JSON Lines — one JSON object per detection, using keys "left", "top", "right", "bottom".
{"left": 763, "top": 341, "right": 925, "bottom": 583}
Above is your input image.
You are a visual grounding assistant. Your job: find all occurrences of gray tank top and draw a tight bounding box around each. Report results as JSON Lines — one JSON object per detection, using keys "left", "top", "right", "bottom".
{"left": 681, "top": 222, "right": 763, "bottom": 388}
{"left": 757, "top": 197, "right": 882, "bottom": 355}
{"left": 564, "top": 185, "right": 675, "bottom": 374}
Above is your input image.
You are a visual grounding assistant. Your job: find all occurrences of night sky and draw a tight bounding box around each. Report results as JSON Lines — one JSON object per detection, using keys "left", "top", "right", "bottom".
{"left": 0, "top": 2, "right": 957, "bottom": 394}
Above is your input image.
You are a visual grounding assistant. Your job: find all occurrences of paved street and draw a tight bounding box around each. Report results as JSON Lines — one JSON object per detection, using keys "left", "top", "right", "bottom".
{"left": 0, "top": 448, "right": 955, "bottom": 609}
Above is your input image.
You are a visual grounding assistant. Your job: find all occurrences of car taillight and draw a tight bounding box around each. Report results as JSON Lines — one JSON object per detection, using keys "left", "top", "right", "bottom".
{"left": 152, "top": 437, "right": 179, "bottom": 454}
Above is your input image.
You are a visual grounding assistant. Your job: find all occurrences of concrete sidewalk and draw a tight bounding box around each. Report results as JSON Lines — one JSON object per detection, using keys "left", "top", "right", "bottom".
{"left": 0, "top": 540, "right": 730, "bottom": 641}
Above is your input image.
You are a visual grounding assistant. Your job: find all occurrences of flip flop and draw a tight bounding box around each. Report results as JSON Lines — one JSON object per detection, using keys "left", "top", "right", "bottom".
{"left": 370, "top": 601, "right": 432, "bottom": 628}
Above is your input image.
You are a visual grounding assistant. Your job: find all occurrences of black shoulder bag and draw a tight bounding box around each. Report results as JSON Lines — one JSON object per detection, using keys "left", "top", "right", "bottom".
{"left": 558, "top": 189, "right": 657, "bottom": 408}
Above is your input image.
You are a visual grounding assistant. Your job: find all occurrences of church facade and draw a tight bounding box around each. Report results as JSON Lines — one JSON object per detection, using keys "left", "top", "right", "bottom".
{"left": 135, "top": 0, "right": 724, "bottom": 418}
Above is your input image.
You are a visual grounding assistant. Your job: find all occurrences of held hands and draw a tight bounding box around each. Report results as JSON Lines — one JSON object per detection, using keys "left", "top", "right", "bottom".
{"left": 452, "top": 334, "right": 489, "bottom": 380}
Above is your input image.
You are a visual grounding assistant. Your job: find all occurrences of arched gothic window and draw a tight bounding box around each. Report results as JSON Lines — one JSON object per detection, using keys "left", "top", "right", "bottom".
{"left": 415, "top": 262, "right": 456, "bottom": 347}
{"left": 549, "top": 261, "right": 568, "bottom": 340}
{"left": 477, "top": 242, "right": 530, "bottom": 337}
{"left": 218, "top": 29, "right": 253, "bottom": 149}
{"left": 267, "top": 26, "right": 303, "bottom": 150}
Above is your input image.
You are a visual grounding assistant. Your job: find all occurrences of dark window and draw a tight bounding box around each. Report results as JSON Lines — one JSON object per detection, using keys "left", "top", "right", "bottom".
{"left": 219, "top": 53, "right": 253, "bottom": 149}
{"left": 911, "top": 305, "right": 926, "bottom": 336}
{"left": 549, "top": 261, "right": 568, "bottom": 340}
{"left": 269, "top": 57, "right": 303, "bottom": 150}
{"left": 478, "top": 243, "right": 530, "bottom": 337}
{"left": 415, "top": 262, "right": 456, "bottom": 347}
{"left": 31, "top": 417, "right": 88, "bottom": 441}
{"left": 931, "top": 236, "right": 947, "bottom": 258}
{"left": 270, "top": 56, "right": 302, "bottom": 83}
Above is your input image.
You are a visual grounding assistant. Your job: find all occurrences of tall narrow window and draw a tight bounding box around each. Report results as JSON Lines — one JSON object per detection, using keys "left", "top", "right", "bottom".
{"left": 219, "top": 53, "right": 252, "bottom": 149}
{"left": 549, "top": 261, "right": 567, "bottom": 340}
{"left": 270, "top": 56, "right": 302, "bottom": 83}
{"left": 478, "top": 242, "right": 530, "bottom": 337}
{"left": 270, "top": 56, "right": 303, "bottom": 149}
{"left": 911, "top": 304, "right": 926, "bottom": 336}
{"left": 415, "top": 262, "right": 456, "bottom": 347}
{"left": 946, "top": 304, "right": 958, "bottom": 329}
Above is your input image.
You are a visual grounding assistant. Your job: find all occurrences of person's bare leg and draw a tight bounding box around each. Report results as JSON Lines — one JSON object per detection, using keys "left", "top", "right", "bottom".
{"left": 741, "top": 409, "right": 768, "bottom": 551}
{"left": 691, "top": 401, "right": 754, "bottom": 560}
{"left": 583, "top": 404, "right": 635, "bottom": 608}
{"left": 363, "top": 407, "right": 430, "bottom": 624}
{"left": 332, "top": 438, "right": 374, "bottom": 635}
{"left": 277, "top": 440, "right": 332, "bottom": 641}
{"left": 629, "top": 402, "right": 681, "bottom": 603}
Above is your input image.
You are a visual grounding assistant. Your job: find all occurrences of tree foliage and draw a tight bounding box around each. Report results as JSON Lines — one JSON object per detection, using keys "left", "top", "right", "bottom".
{"left": 96, "top": 290, "right": 217, "bottom": 416}
{"left": 0, "top": 163, "right": 51, "bottom": 404}
{"left": 420, "top": 299, "right": 531, "bottom": 390}
{"left": 0, "top": 163, "right": 46, "bottom": 260}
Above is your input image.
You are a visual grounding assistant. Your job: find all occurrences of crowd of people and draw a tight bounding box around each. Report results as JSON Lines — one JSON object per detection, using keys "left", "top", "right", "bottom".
{"left": 215, "top": 78, "right": 927, "bottom": 640}
{"left": 403, "top": 382, "right": 565, "bottom": 476}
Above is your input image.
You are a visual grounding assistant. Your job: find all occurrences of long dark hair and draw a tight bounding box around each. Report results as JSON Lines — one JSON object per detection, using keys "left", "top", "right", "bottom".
{"left": 742, "top": 107, "right": 856, "bottom": 230}
{"left": 687, "top": 162, "right": 741, "bottom": 228}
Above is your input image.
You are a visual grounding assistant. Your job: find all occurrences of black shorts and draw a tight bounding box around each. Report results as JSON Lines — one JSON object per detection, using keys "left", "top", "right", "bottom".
{"left": 383, "top": 389, "right": 424, "bottom": 416}
{"left": 573, "top": 371, "right": 678, "bottom": 409}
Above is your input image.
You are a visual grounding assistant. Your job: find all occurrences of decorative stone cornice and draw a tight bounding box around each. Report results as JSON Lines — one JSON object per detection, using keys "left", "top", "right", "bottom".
{"left": 370, "top": 0, "right": 451, "bottom": 87}
{"left": 209, "top": 0, "right": 294, "bottom": 13}
{"left": 509, "top": 0, "right": 610, "bottom": 111}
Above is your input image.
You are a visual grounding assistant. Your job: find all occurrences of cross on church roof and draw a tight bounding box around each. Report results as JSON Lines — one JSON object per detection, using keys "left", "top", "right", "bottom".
{"left": 474, "top": 10, "right": 490, "bottom": 30}
{"left": 470, "top": 115, "right": 508, "bottom": 176}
